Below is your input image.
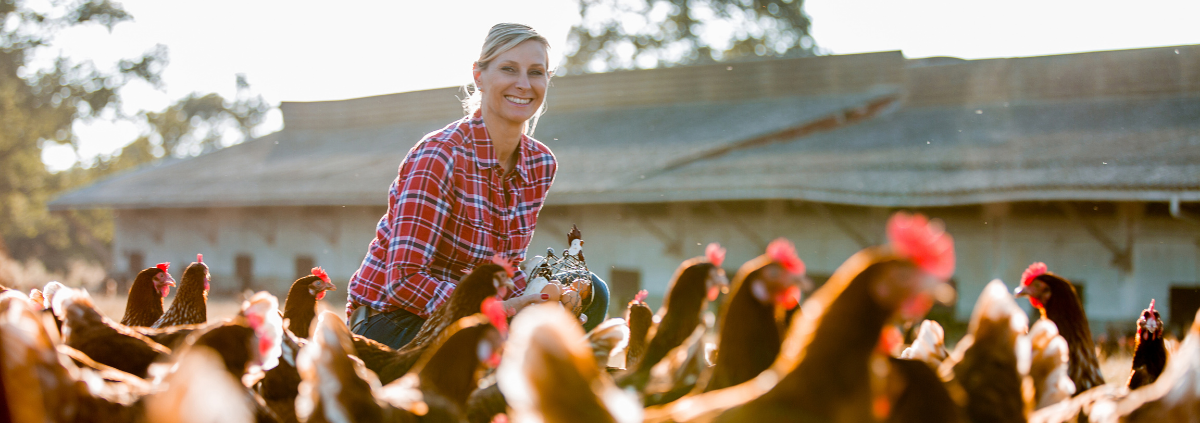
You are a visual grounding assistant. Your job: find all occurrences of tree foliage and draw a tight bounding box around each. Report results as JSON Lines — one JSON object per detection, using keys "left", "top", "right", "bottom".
{"left": 561, "top": 0, "right": 818, "bottom": 75}
{"left": 0, "top": 0, "right": 269, "bottom": 273}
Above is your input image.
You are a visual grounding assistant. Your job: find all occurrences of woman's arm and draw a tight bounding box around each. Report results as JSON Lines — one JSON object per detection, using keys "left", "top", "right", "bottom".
{"left": 380, "top": 143, "right": 460, "bottom": 319}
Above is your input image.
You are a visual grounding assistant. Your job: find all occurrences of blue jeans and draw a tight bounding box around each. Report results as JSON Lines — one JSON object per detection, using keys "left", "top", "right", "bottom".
{"left": 350, "top": 307, "right": 425, "bottom": 350}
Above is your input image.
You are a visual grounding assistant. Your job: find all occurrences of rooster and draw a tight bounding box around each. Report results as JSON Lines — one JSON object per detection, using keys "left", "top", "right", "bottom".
{"left": 622, "top": 289, "right": 653, "bottom": 370}
{"left": 153, "top": 255, "right": 211, "bottom": 328}
{"left": 1128, "top": 299, "right": 1167, "bottom": 390}
{"left": 1014, "top": 262, "right": 1106, "bottom": 395}
{"left": 618, "top": 243, "right": 728, "bottom": 393}
{"left": 52, "top": 287, "right": 172, "bottom": 378}
{"left": 295, "top": 312, "right": 419, "bottom": 423}
{"left": 698, "top": 238, "right": 804, "bottom": 393}
{"left": 644, "top": 211, "right": 956, "bottom": 422}
{"left": 282, "top": 267, "right": 337, "bottom": 339}
{"left": 496, "top": 302, "right": 642, "bottom": 423}
{"left": 120, "top": 262, "right": 176, "bottom": 327}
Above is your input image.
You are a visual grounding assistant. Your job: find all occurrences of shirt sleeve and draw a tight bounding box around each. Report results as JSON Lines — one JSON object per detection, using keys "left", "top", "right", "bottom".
{"left": 382, "top": 143, "right": 459, "bottom": 319}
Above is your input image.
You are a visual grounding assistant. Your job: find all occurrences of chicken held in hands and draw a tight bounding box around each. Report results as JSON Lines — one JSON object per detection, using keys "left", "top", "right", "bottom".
{"left": 1014, "top": 262, "right": 1105, "bottom": 395}
{"left": 153, "top": 255, "right": 211, "bottom": 328}
{"left": 120, "top": 262, "right": 176, "bottom": 327}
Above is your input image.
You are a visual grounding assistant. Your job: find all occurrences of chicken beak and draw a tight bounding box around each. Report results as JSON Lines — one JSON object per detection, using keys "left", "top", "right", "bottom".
{"left": 1013, "top": 284, "right": 1028, "bottom": 298}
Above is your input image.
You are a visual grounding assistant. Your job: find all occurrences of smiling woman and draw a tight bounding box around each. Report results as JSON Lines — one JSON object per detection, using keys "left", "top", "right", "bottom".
{"left": 344, "top": 23, "right": 611, "bottom": 349}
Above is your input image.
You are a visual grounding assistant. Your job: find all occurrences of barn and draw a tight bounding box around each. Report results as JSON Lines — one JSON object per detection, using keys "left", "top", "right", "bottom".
{"left": 51, "top": 45, "right": 1200, "bottom": 335}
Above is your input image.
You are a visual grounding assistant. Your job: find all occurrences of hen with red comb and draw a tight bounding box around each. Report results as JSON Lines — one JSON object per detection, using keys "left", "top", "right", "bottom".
{"left": 121, "top": 262, "right": 176, "bottom": 327}
{"left": 152, "top": 256, "right": 211, "bottom": 328}
{"left": 1014, "top": 261, "right": 1105, "bottom": 395}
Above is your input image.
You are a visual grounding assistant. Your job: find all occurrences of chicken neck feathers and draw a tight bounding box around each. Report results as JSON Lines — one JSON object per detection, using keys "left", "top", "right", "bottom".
{"left": 120, "top": 267, "right": 166, "bottom": 327}
{"left": 1036, "top": 273, "right": 1105, "bottom": 394}
{"left": 154, "top": 263, "right": 209, "bottom": 328}
{"left": 940, "top": 279, "right": 1032, "bottom": 423}
{"left": 56, "top": 290, "right": 172, "bottom": 378}
{"left": 283, "top": 276, "right": 322, "bottom": 338}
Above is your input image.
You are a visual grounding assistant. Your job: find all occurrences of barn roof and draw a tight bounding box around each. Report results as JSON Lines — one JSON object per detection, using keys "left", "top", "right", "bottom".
{"left": 50, "top": 46, "right": 1200, "bottom": 210}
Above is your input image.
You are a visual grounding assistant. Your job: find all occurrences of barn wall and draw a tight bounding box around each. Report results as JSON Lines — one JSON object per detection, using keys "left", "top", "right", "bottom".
{"left": 113, "top": 201, "right": 1200, "bottom": 329}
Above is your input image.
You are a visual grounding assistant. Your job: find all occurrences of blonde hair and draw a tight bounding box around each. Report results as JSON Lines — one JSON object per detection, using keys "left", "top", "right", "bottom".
{"left": 463, "top": 23, "right": 552, "bottom": 136}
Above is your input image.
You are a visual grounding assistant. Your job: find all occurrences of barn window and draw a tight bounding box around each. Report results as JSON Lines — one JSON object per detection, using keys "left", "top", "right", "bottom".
{"left": 126, "top": 251, "right": 145, "bottom": 291}
{"left": 610, "top": 268, "right": 642, "bottom": 316}
{"left": 1170, "top": 285, "right": 1200, "bottom": 335}
{"left": 295, "top": 256, "right": 316, "bottom": 281}
{"left": 235, "top": 254, "right": 254, "bottom": 291}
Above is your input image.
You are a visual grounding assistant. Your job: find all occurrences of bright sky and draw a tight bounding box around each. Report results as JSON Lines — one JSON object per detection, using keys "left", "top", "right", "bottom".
{"left": 38, "top": 0, "right": 1200, "bottom": 171}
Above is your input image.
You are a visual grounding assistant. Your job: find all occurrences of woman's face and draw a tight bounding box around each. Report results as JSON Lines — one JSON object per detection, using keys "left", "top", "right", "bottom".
{"left": 474, "top": 40, "right": 550, "bottom": 129}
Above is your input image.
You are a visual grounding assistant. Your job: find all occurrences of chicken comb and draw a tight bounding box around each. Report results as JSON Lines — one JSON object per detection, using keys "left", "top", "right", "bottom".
{"left": 156, "top": 262, "right": 170, "bottom": 273}
{"left": 634, "top": 289, "right": 649, "bottom": 304}
{"left": 766, "top": 238, "right": 805, "bottom": 276}
{"left": 886, "top": 212, "right": 955, "bottom": 280}
{"left": 1149, "top": 299, "right": 1156, "bottom": 312}
{"left": 1020, "top": 262, "right": 1048, "bottom": 287}
{"left": 196, "top": 254, "right": 204, "bottom": 264}
{"left": 309, "top": 267, "right": 330, "bottom": 283}
{"left": 491, "top": 254, "right": 516, "bottom": 278}
{"left": 705, "top": 243, "right": 726, "bottom": 268}
{"left": 481, "top": 297, "right": 509, "bottom": 336}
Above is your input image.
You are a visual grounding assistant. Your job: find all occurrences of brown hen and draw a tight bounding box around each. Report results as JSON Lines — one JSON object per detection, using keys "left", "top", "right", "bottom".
{"left": 153, "top": 257, "right": 211, "bottom": 328}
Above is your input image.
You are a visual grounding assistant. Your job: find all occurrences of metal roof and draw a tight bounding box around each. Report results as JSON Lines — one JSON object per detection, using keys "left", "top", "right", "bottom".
{"left": 50, "top": 46, "right": 1200, "bottom": 210}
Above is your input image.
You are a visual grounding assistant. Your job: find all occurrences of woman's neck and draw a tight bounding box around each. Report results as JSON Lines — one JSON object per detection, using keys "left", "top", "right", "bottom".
{"left": 482, "top": 112, "right": 524, "bottom": 173}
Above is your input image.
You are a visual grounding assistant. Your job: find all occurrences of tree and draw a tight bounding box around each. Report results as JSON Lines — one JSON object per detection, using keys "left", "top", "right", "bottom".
{"left": 0, "top": 0, "right": 268, "bottom": 274}
{"left": 561, "top": 0, "right": 818, "bottom": 75}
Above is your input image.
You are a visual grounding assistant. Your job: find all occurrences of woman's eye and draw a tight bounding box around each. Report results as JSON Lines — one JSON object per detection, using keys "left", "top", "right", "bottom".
{"left": 501, "top": 66, "right": 515, "bottom": 73}
{"left": 530, "top": 70, "right": 544, "bottom": 76}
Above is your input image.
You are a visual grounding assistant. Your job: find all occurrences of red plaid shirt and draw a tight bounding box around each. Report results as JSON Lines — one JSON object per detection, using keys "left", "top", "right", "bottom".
{"left": 347, "top": 111, "right": 557, "bottom": 319}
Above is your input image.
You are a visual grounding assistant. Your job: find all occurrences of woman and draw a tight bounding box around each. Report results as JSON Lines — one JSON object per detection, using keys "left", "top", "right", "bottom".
{"left": 346, "top": 23, "right": 605, "bottom": 349}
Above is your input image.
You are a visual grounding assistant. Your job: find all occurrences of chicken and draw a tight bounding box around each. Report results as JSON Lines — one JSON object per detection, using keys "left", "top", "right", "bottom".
{"left": 400, "top": 256, "right": 515, "bottom": 351}
{"left": 642, "top": 324, "right": 714, "bottom": 405}
{"left": 1014, "top": 262, "right": 1106, "bottom": 394}
{"left": 385, "top": 303, "right": 508, "bottom": 420}
{"left": 143, "top": 347, "right": 259, "bottom": 423}
{"left": 643, "top": 211, "right": 956, "bottom": 423}
{"left": 1128, "top": 299, "right": 1167, "bottom": 390}
{"left": 256, "top": 326, "right": 306, "bottom": 423}
{"left": 622, "top": 289, "right": 653, "bottom": 370}
{"left": 352, "top": 258, "right": 514, "bottom": 385}
{"left": 52, "top": 287, "right": 172, "bottom": 378}
{"left": 1028, "top": 319, "right": 1076, "bottom": 410}
{"left": 939, "top": 279, "right": 1036, "bottom": 423}
{"left": 496, "top": 302, "right": 642, "bottom": 423}
{"left": 121, "top": 263, "right": 176, "bottom": 327}
{"left": 295, "top": 311, "right": 419, "bottom": 423}
{"left": 899, "top": 319, "right": 949, "bottom": 368}
{"left": 1032, "top": 307, "right": 1200, "bottom": 423}
{"left": 282, "top": 267, "right": 337, "bottom": 339}
{"left": 586, "top": 317, "right": 630, "bottom": 370}
{"left": 175, "top": 291, "right": 285, "bottom": 379}
{"left": 153, "top": 255, "right": 211, "bottom": 328}
{"left": 618, "top": 243, "right": 728, "bottom": 392}
{"left": 698, "top": 238, "right": 804, "bottom": 393}
{"left": 0, "top": 295, "right": 145, "bottom": 423}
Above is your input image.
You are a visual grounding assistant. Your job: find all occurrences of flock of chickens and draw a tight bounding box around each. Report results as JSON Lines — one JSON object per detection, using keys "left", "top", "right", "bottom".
{"left": 0, "top": 211, "right": 1196, "bottom": 422}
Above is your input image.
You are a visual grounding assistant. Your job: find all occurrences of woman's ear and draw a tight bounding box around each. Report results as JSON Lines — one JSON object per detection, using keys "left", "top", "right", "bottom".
{"left": 472, "top": 62, "right": 483, "bottom": 89}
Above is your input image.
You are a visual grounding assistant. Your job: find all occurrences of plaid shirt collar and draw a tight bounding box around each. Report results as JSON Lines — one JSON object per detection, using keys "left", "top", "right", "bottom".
{"left": 467, "top": 110, "right": 531, "bottom": 184}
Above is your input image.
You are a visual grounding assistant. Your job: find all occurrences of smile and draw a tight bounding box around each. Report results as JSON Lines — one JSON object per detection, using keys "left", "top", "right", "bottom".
{"left": 505, "top": 95, "right": 531, "bottom": 105}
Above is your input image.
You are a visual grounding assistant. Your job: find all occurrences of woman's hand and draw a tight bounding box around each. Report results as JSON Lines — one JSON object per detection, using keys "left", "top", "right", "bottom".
{"left": 501, "top": 284, "right": 560, "bottom": 316}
